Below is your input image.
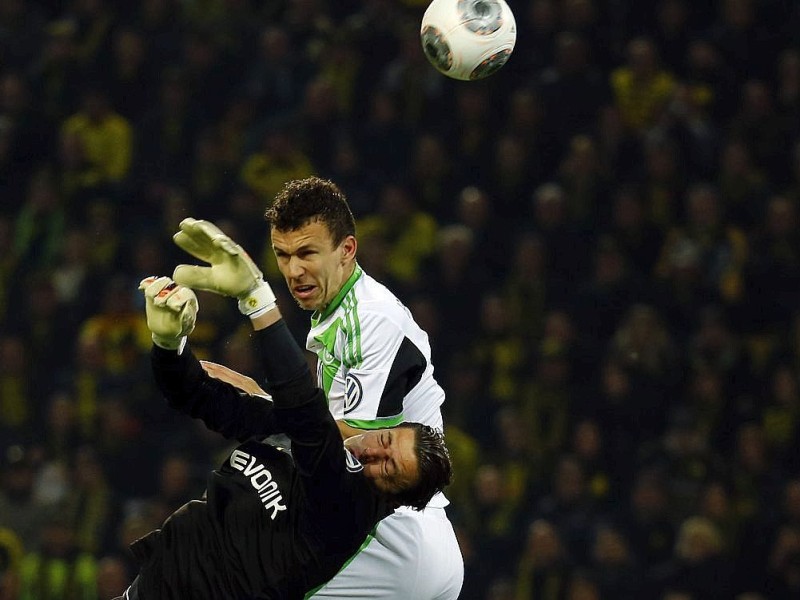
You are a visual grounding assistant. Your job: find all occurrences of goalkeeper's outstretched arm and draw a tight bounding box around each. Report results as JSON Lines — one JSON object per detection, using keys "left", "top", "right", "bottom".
{"left": 140, "top": 276, "right": 280, "bottom": 441}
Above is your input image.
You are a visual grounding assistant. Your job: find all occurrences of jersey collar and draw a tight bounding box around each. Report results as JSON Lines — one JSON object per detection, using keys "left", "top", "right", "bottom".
{"left": 312, "top": 263, "right": 363, "bottom": 325}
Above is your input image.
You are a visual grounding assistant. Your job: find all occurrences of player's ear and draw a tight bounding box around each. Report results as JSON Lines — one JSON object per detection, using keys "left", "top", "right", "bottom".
{"left": 340, "top": 235, "right": 357, "bottom": 264}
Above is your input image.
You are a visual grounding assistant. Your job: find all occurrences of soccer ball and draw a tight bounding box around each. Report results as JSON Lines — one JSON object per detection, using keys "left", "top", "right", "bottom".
{"left": 420, "top": 0, "right": 517, "bottom": 81}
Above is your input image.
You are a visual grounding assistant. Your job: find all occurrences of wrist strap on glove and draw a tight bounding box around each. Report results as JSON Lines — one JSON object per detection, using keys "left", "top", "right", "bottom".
{"left": 238, "top": 282, "right": 277, "bottom": 319}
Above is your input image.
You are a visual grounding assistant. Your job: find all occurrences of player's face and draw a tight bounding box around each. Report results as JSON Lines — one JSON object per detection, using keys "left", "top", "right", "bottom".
{"left": 344, "top": 428, "right": 419, "bottom": 494}
{"left": 271, "top": 221, "right": 357, "bottom": 312}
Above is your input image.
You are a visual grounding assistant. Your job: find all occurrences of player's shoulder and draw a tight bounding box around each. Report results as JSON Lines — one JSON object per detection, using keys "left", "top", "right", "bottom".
{"left": 352, "top": 273, "right": 410, "bottom": 322}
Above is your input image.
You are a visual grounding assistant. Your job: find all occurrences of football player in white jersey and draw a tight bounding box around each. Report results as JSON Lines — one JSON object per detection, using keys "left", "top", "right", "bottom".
{"left": 172, "top": 177, "right": 463, "bottom": 599}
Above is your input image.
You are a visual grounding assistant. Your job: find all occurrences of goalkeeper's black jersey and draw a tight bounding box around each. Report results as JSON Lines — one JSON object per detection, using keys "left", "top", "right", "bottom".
{"left": 131, "top": 344, "right": 393, "bottom": 599}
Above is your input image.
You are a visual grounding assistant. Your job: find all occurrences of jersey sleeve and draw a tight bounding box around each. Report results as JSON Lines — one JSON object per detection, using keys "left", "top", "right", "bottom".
{"left": 260, "top": 333, "right": 385, "bottom": 550}
{"left": 151, "top": 344, "right": 279, "bottom": 441}
{"left": 335, "top": 308, "right": 428, "bottom": 430}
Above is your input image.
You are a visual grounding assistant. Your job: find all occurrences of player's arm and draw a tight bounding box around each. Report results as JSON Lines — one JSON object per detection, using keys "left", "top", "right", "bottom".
{"left": 140, "top": 276, "right": 280, "bottom": 441}
{"left": 150, "top": 344, "right": 280, "bottom": 441}
{"left": 190, "top": 361, "right": 373, "bottom": 440}
{"left": 188, "top": 364, "right": 374, "bottom": 439}
{"left": 251, "top": 311, "right": 379, "bottom": 549}
{"left": 192, "top": 360, "right": 373, "bottom": 439}
{"left": 250, "top": 313, "right": 342, "bottom": 449}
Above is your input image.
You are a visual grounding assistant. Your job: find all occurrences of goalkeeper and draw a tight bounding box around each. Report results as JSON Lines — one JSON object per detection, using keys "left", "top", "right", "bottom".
{"left": 117, "top": 263, "right": 451, "bottom": 598}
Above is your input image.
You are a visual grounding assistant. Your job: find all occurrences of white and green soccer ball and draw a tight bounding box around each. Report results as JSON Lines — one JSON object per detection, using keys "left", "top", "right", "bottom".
{"left": 421, "top": 0, "right": 517, "bottom": 81}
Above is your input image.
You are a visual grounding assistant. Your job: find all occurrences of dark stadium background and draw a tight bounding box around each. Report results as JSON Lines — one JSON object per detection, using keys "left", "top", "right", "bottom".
{"left": 1, "top": 0, "right": 800, "bottom": 598}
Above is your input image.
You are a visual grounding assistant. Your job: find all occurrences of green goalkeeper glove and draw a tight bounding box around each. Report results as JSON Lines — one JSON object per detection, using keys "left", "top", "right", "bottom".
{"left": 172, "top": 218, "right": 276, "bottom": 319}
{"left": 139, "top": 276, "right": 198, "bottom": 350}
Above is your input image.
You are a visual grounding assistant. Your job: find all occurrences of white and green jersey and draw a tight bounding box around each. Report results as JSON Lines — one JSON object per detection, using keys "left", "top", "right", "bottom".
{"left": 305, "top": 265, "right": 462, "bottom": 600}
{"left": 306, "top": 264, "right": 445, "bottom": 431}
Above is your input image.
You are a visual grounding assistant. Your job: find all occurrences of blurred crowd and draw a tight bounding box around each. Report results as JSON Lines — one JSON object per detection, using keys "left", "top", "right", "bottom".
{"left": 1, "top": 0, "right": 800, "bottom": 598}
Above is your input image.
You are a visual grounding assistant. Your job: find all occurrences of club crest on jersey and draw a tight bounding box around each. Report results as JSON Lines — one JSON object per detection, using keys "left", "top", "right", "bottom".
{"left": 343, "top": 373, "right": 363, "bottom": 414}
{"left": 344, "top": 449, "right": 363, "bottom": 473}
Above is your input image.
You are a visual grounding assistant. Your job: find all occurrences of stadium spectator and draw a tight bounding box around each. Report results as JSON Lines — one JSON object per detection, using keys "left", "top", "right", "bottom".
{"left": 0, "top": 1, "right": 799, "bottom": 596}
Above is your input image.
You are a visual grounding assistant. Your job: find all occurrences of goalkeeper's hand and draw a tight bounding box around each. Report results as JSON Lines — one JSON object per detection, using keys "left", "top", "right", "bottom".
{"left": 139, "top": 276, "right": 198, "bottom": 351}
{"left": 172, "top": 217, "right": 276, "bottom": 319}
{"left": 200, "top": 360, "right": 270, "bottom": 399}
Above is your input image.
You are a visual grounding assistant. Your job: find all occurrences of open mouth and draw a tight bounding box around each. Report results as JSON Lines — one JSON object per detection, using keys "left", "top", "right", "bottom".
{"left": 293, "top": 285, "right": 316, "bottom": 299}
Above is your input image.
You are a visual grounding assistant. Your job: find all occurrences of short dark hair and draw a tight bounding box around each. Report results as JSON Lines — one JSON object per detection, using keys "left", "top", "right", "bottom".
{"left": 265, "top": 177, "right": 356, "bottom": 246}
{"left": 391, "top": 423, "right": 452, "bottom": 511}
